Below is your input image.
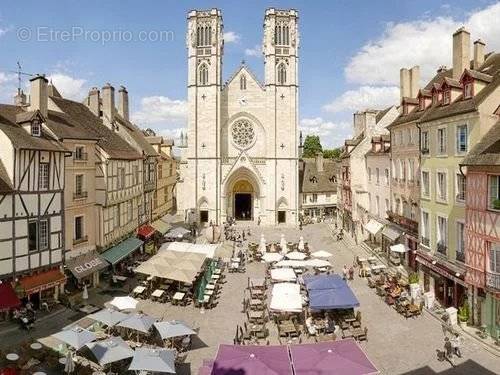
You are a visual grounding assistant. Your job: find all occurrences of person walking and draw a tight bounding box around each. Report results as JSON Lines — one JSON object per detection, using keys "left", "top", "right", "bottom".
{"left": 342, "top": 265, "right": 349, "bottom": 281}
{"left": 444, "top": 337, "right": 454, "bottom": 364}
{"left": 451, "top": 333, "right": 462, "bottom": 358}
{"left": 348, "top": 266, "right": 354, "bottom": 280}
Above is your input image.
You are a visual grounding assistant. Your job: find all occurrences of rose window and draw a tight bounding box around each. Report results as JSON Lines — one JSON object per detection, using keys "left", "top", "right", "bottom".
{"left": 231, "top": 119, "right": 255, "bottom": 149}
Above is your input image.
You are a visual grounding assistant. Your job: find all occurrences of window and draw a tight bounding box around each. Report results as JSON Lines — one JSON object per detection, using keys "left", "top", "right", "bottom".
{"left": 376, "top": 168, "right": 380, "bottom": 184}
{"left": 385, "top": 169, "right": 389, "bottom": 185}
{"left": 277, "top": 64, "right": 287, "bottom": 85}
{"left": 421, "top": 131, "right": 429, "bottom": 154}
{"left": 421, "top": 211, "right": 430, "bottom": 246}
{"left": 464, "top": 82, "right": 473, "bottom": 99}
{"left": 368, "top": 168, "right": 372, "bottom": 182}
{"left": 395, "top": 198, "right": 401, "bottom": 214}
{"left": 31, "top": 119, "right": 41, "bottom": 136}
{"left": 432, "top": 91, "right": 439, "bottom": 105}
{"left": 127, "top": 201, "right": 133, "bottom": 222}
{"left": 118, "top": 167, "right": 125, "bottom": 189}
{"left": 401, "top": 160, "right": 406, "bottom": 181}
{"left": 153, "top": 191, "right": 158, "bottom": 209}
{"left": 164, "top": 186, "right": 169, "bottom": 202}
{"left": 39, "top": 219, "right": 48, "bottom": 250}
{"left": 311, "top": 194, "right": 318, "bottom": 203}
{"left": 489, "top": 175, "right": 500, "bottom": 210}
{"left": 422, "top": 171, "right": 430, "bottom": 197}
{"left": 437, "top": 216, "right": 448, "bottom": 254}
{"left": 437, "top": 128, "right": 447, "bottom": 154}
{"left": 75, "top": 216, "right": 84, "bottom": 241}
{"left": 456, "top": 125, "right": 468, "bottom": 153}
{"left": 443, "top": 90, "right": 451, "bottom": 105}
{"left": 456, "top": 173, "right": 466, "bottom": 202}
{"left": 240, "top": 75, "right": 247, "bottom": 90}
{"left": 75, "top": 174, "right": 84, "bottom": 197}
{"left": 385, "top": 199, "right": 389, "bottom": 215}
{"left": 489, "top": 244, "right": 500, "bottom": 273}
{"left": 196, "top": 24, "right": 212, "bottom": 47}
{"left": 408, "top": 128, "right": 414, "bottom": 144}
{"left": 28, "top": 221, "right": 38, "bottom": 251}
{"left": 39, "top": 163, "right": 49, "bottom": 189}
{"left": 419, "top": 97, "right": 425, "bottom": 111}
{"left": 275, "top": 23, "right": 290, "bottom": 45}
{"left": 74, "top": 146, "right": 86, "bottom": 160}
{"left": 169, "top": 163, "right": 174, "bottom": 177}
{"left": 376, "top": 196, "right": 380, "bottom": 216}
{"left": 133, "top": 165, "right": 139, "bottom": 185}
{"left": 437, "top": 172, "right": 447, "bottom": 201}
{"left": 146, "top": 163, "right": 154, "bottom": 183}
{"left": 114, "top": 205, "right": 120, "bottom": 228}
{"left": 158, "top": 164, "right": 163, "bottom": 180}
{"left": 368, "top": 193, "right": 372, "bottom": 211}
{"left": 409, "top": 160, "right": 414, "bottom": 181}
{"left": 456, "top": 222, "right": 465, "bottom": 262}
{"left": 199, "top": 64, "right": 208, "bottom": 85}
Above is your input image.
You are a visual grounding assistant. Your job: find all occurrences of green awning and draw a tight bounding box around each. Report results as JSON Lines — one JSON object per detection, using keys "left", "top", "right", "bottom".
{"left": 151, "top": 220, "right": 171, "bottom": 235}
{"left": 102, "top": 237, "right": 144, "bottom": 265}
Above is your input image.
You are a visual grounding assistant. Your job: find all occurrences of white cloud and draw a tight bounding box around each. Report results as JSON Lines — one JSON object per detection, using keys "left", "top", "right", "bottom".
{"left": 345, "top": 2, "right": 500, "bottom": 85}
{"left": 300, "top": 117, "right": 352, "bottom": 148}
{"left": 224, "top": 31, "right": 241, "bottom": 43}
{"left": 0, "top": 71, "right": 17, "bottom": 103}
{"left": 132, "top": 95, "right": 187, "bottom": 129}
{"left": 323, "top": 86, "right": 399, "bottom": 113}
{"left": 244, "top": 45, "right": 261, "bottom": 57}
{"left": 47, "top": 73, "right": 87, "bottom": 100}
{"left": 0, "top": 27, "right": 9, "bottom": 37}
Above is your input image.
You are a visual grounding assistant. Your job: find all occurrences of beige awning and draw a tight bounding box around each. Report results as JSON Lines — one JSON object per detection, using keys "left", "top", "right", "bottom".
{"left": 364, "top": 219, "right": 384, "bottom": 235}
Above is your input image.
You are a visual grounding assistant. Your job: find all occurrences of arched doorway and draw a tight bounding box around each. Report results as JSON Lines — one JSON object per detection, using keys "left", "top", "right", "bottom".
{"left": 233, "top": 180, "right": 253, "bottom": 220}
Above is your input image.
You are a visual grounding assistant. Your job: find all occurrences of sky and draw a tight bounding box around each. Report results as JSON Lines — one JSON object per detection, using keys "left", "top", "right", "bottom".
{"left": 0, "top": 0, "right": 499, "bottom": 148}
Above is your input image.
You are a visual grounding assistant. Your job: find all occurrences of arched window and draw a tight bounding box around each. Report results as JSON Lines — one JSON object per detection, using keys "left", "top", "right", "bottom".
{"left": 240, "top": 75, "right": 247, "bottom": 90}
{"left": 277, "top": 63, "right": 287, "bottom": 85}
{"left": 199, "top": 64, "right": 208, "bottom": 85}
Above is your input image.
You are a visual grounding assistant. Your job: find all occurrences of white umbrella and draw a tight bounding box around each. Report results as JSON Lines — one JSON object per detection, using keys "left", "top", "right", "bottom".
{"left": 82, "top": 285, "right": 88, "bottom": 301}
{"left": 64, "top": 350, "right": 75, "bottom": 374}
{"left": 286, "top": 251, "right": 307, "bottom": 260}
{"left": 280, "top": 234, "right": 288, "bottom": 254}
{"left": 109, "top": 296, "right": 138, "bottom": 311}
{"left": 154, "top": 320, "right": 196, "bottom": 340}
{"left": 262, "top": 253, "right": 283, "bottom": 263}
{"left": 270, "top": 268, "right": 297, "bottom": 282}
{"left": 258, "top": 237, "right": 267, "bottom": 254}
{"left": 307, "top": 259, "right": 331, "bottom": 268}
{"left": 311, "top": 250, "right": 333, "bottom": 258}
{"left": 88, "top": 309, "right": 129, "bottom": 327}
{"left": 128, "top": 348, "right": 176, "bottom": 374}
{"left": 298, "top": 236, "right": 305, "bottom": 251}
{"left": 52, "top": 326, "right": 96, "bottom": 350}
{"left": 86, "top": 336, "right": 133, "bottom": 366}
{"left": 117, "top": 313, "right": 157, "bottom": 334}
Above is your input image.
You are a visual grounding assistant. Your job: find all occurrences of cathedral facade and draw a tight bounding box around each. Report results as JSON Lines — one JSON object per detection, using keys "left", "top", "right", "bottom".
{"left": 177, "top": 8, "right": 299, "bottom": 226}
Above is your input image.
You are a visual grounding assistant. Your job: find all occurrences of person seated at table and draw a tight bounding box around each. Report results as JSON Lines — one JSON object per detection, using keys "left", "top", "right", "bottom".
{"left": 324, "top": 313, "right": 336, "bottom": 334}
{"left": 305, "top": 317, "right": 317, "bottom": 336}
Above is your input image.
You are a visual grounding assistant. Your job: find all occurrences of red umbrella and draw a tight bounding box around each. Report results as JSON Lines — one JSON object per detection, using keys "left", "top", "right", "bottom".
{"left": 0, "top": 282, "right": 21, "bottom": 312}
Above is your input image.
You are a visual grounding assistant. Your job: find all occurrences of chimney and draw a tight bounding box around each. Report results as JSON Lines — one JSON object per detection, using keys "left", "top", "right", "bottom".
{"left": 29, "top": 74, "right": 48, "bottom": 118}
{"left": 400, "top": 68, "right": 410, "bottom": 102}
{"left": 14, "top": 90, "right": 27, "bottom": 106}
{"left": 88, "top": 87, "right": 101, "bottom": 117}
{"left": 101, "top": 83, "right": 115, "bottom": 121}
{"left": 315, "top": 152, "right": 324, "bottom": 173}
{"left": 452, "top": 27, "right": 470, "bottom": 79}
{"left": 409, "top": 66, "right": 420, "bottom": 98}
{"left": 473, "top": 39, "right": 485, "bottom": 70}
{"left": 118, "top": 85, "right": 129, "bottom": 121}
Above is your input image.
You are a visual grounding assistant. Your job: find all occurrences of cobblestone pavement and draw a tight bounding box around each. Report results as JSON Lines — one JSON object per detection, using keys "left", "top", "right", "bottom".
{"left": 1, "top": 223, "right": 499, "bottom": 374}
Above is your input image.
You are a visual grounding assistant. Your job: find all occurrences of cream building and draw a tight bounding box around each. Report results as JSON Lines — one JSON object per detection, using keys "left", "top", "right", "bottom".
{"left": 177, "top": 8, "right": 300, "bottom": 226}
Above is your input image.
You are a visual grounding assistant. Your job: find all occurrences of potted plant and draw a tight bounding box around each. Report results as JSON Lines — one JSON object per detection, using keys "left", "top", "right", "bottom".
{"left": 408, "top": 272, "right": 419, "bottom": 284}
{"left": 458, "top": 303, "right": 470, "bottom": 327}
{"left": 493, "top": 199, "right": 500, "bottom": 210}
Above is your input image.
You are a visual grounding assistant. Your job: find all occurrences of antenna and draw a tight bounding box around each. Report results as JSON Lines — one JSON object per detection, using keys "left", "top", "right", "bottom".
{"left": 8, "top": 62, "right": 34, "bottom": 94}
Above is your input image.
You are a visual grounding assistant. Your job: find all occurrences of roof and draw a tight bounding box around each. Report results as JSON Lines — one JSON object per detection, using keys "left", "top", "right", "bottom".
{"left": 420, "top": 53, "right": 500, "bottom": 123}
{"left": 114, "top": 113, "right": 158, "bottom": 157}
{"left": 0, "top": 158, "right": 13, "bottom": 192}
{"left": 0, "top": 104, "right": 67, "bottom": 152}
{"left": 50, "top": 97, "right": 142, "bottom": 160}
{"left": 463, "top": 69, "right": 493, "bottom": 83}
{"left": 223, "top": 64, "right": 264, "bottom": 91}
{"left": 300, "top": 158, "right": 339, "bottom": 193}
{"left": 375, "top": 106, "right": 392, "bottom": 123}
{"left": 462, "top": 120, "right": 500, "bottom": 166}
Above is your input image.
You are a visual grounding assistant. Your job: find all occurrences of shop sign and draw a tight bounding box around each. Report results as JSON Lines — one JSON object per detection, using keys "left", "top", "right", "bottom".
{"left": 416, "top": 256, "right": 466, "bottom": 286}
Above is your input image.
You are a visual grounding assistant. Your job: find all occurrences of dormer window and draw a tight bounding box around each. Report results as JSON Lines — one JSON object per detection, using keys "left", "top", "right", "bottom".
{"left": 432, "top": 91, "right": 439, "bottom": 105}
{"left": 419, "top": 97, "right": 425, "bottom": 111}
{"left": 31, "top": 119, "right": 41, "bottom": 137}
{"left": 443, "top": 90, "right": 451, "bottom": 105}
{"left": 464, "top": 81, "right": 473, "bottom": 99}
{"left": 403, "top": 104, "right": 409, "bottom": 115}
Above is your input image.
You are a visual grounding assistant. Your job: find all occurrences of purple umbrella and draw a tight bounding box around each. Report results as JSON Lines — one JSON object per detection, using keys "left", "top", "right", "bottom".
{"left": 290, "top": 339, "right": 379, "bottom": 375}
{"left": 211, "top": 344, "right": 293, "bottom": 375}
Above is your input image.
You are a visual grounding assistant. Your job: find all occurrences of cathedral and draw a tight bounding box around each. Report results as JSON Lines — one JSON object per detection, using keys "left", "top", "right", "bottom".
{"left": 177, "top": 8, "right": 299, "bottom": 226}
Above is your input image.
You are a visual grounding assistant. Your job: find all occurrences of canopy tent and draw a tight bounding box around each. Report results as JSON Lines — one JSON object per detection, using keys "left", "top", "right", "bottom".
{"left": 262, "top": 252, "right": 284, "bottom": 263}
{"left": 381, "top": 225, "right": 403, "bottom": 242}
{"left": 298, "top": 236, "right": 305, "bottom": 251}
{"left": 289, "top": 339, "right": 379, "bottom": 375}
{"left": 154, "top": 320, "right": 196, "bottom": 340}
{"left": 304, "top": 275, "right": 360, "bottom": 310}
{"left": 117, "top": 313, "right": 157, "bottom": 334}
{"left": 165, "top": 227, "right": 191, "bottom": 240}
{"left": 274, "top": 259, "right": 308, "bottom": 268}
{"left": 270, "top": 282, "right": 303, "bottom": 313}
{"left": 270, "top": 268, "right": 297, "bottom": 282}
{"left": 128, "top": 348, "right": 176, "bottom": 374}
{"left": 151, "top": 219, "right": 172, "bottom": 235}
{"left": 108, "top": 296, "right": 138, "bottom": 311}
{"left": 306, "top": 259, "right": 331, "bottom": 268}
{"left": 364, "top": 219, "right": 384, "bottom": 236}
{"left": 311, "top": 250, "right": 333, "bottom": 259}
{"left": 210, "top": 344, "right": 293, "bottom": 375}
{"left": 88, "top": 309, "right": 128, "bottom": 327}
{"left": 389, "top": 244, "right": 408, "bottom": 253}
{"left": 0, "top": 281, "right": 21, "bottom": 312}
{"left": 85, "top": 336, "right": 134, "bottom": 366}
{"left": 52, "top": 326, "right": 96, "bottom": 350}
{"left": 286, "top": 251, "right": 307, "bottom": 260}
{"left": 161, "top": 241, "right": 219, "bottom": 259}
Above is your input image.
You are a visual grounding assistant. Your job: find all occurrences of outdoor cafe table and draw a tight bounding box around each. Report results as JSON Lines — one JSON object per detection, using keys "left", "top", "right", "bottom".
{"left": 250, "top": 299, "right": 264, "bottom": 307}
{"left": 249, "top": 324, "right": 265, "bottom": 336}
{"left": 206, "top": 284, "right": 215, "bottom": 290}
{"left": 114, "top": 275, "right": 127, "bottom": 282}
{"left": 211, "top": 274, "right": 220, "bottom": 280}
{"left": 173, "top": 292, "right": 185, "bottom": 302}
{"left": 152, "top": 289, "right": 164, "bottom": 298}
{"left": 204, "top": 290, "right": 214, "bottom": 296}
{"left": 279, "top": 321, "right": 297, "bottom": 337}
{"left": 6, "top": 353, "right": 19, "bottom": 361}
{"left": 250, "top": 278, "right": 266, "bottom": 288}
{"left": 30, "top": 343, "right": 42, "bottom": 350}
{"left": 231, "top": 257, "right": 241, "bottom": 263}
{"left": 248, "top": 310, "right": 264, "bottom": 319}
{"left": 133, "top": 286, "right": 146, "bottom": 295}
{"left": 213, "top": 268, "right": 221, "bottom": 274}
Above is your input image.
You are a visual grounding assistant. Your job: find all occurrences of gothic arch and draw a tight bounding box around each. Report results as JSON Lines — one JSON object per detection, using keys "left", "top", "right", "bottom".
{"left": 198, "top": 63, "right": 209, "bottom": 85}
{"left": 277, "top": 63, "right": 287, "bottom": 85}
{"left": 197, "top": 196, "right": 209, "bottom": 210}
{"left": 224, "top": 166, "right": 261, "bottom": 197}
{"left": 277, "top": 197, "right": 288, "bottom": 209}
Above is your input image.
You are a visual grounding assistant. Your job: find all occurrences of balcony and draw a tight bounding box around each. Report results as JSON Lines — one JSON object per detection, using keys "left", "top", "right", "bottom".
{"left": 73, "top": 152, "right": 88, "bottom": 161}
{"left": 73, "top": 191, "right": 88, "bottom": 200}
{"left": 437, "top": 241, "right": 447, "bottom": 255}
{"left": 486, "top": 271, "right": 500, "bottom": 290}
{"left": 456, "top": 251, "right": 465, "bottom": 263}
{"left": 387, "top": 211, "right": 418, "bottom": 235}
{"left": 73, "top": 235, "right": 88, "bottom": 245}
{"left": 421, "top": 236, "right": 430, "bottom": 247}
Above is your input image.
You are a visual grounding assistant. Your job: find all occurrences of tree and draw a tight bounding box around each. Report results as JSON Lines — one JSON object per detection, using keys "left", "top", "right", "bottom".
{"left": 323, "top": 148, "right": 342, "bottom": 159}
{"left": 302, "top": 135, "right": 323, "bottom": 158}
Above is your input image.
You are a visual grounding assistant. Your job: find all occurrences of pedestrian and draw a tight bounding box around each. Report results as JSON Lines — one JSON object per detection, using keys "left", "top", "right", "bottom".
{"left": 451, "top": 333, "right": 462, "bottom": 358}
{"left": 444, "top": 337, "right": 454, "bottom": 363}
{"left": 258, "top": 217, "right": 261, "bottom": 226}
{"left": 242, "top": 231, "right": 246, "bottom": 241}
{"left": 299, "top": 221, "right": 303, "bottom": 230}
{"left": 349, "top": 266, "right": 354, "bottom": 280}
{"left": 342, "top": 265, "right": 348, "bottom": 281}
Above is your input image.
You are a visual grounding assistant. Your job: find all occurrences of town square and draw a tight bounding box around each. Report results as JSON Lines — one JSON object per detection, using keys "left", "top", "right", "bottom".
{"left": 0, "top": 1, "right": 499, "bottom": 374}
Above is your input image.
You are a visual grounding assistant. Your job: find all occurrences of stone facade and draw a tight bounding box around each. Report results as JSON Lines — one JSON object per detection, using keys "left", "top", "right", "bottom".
{"left": 177, "top": 8, "right": 300, "bottom": 226}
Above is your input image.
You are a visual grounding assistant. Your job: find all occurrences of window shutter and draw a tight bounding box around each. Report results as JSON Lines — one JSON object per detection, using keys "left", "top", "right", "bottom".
{"left": 490, "top": 176, "right": 498, "bottom": 207}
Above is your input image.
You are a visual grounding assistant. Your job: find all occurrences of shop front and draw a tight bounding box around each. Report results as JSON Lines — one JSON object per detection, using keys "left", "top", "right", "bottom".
{"left": 65, "top": 251, "right": 108, "bottom": 288}
{"left": 416, "top": 253, "right": 466, "bottom": 308}
{"left": 151, "top": 219, "right": 171, "bottom": 246}
{"left": 17, "top": 268, "right": 66, "bottom": 308}
{"left": 364, "top": 218, "right": 384, "bottom": 250}
{"left": 101, "top": 237, "right": 144, "bottom": 275}
{"left": 137, "top": 224, "right": 157, "bottom": 254}
{"left": 381, "top": 225, "right": 404, "bottom": 265}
